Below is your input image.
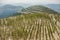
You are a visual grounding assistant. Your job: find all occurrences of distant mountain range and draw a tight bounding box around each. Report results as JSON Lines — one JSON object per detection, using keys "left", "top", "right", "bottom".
{"left": 0, "top": 4, "right": 23, "bottom": 18}
{"left": 14, "top": 4, "right": 60, "bottom": 13}
{"left": 0, "top": 4, "right": 60, "bottom": 18}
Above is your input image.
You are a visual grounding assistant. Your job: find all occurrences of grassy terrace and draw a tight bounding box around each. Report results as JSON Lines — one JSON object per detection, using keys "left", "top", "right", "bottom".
{"left": 0, "top": 13, "right": 60, "bottom": 40}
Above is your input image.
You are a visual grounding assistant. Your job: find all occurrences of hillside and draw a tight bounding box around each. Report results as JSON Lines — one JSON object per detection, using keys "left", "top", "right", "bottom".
{"left": 0, "top": 13, "right": 60, "bottom": 40}
{"left": 21, "top": 5, "right": 58, "bottom": 13}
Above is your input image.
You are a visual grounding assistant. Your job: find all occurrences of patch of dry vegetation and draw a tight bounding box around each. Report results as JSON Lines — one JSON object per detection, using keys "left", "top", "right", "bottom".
{"left": 0, "top": 13, "right": 60, "bottom": 40}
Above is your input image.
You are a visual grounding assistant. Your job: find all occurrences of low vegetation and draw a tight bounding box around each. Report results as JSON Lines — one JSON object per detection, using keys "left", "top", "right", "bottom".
{"left": 0, "top": 13, "right": 60, "bottom": 40}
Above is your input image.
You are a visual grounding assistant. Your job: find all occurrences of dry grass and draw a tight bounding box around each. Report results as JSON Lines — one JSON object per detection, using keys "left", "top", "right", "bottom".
{"left": 0, "top": 13, "right": 60, "bottom": 40}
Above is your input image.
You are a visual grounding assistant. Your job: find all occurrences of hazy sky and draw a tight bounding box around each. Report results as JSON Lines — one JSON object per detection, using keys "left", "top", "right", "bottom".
{"left": 0, "top": 0, "right": 60, "bottom": 4}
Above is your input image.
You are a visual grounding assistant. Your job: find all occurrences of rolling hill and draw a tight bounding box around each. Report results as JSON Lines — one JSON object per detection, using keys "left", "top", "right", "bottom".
{"left": 21, "top": 5, "right": 58, "bottom": 14}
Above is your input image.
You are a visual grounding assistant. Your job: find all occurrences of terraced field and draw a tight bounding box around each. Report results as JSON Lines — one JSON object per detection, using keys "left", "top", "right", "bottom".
{"left": 0, "top": 13, "right": 60, "bottom": 40}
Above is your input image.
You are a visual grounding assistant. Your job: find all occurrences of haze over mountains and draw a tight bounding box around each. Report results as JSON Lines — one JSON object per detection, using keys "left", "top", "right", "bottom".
{"left": 0, "top": 3, "right": 60, "bottom": 18}
{"left": 46, "top": 4, "right": 60, "bottom": 13}
{"left": 0, "top": 4, "right": 23, "bottom": 18}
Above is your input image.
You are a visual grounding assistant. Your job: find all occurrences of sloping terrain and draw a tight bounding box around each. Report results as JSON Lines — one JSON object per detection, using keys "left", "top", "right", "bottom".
{"left": 0, "top": 13, "right": 60, "bottom": 40}
{"left": 21, "top": 5, "right": 58, "bottom": 13}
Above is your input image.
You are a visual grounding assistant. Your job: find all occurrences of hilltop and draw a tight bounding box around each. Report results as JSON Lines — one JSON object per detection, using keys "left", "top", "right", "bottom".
{"left": 21, "top": 5, "right": 58, "bottom": 13}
